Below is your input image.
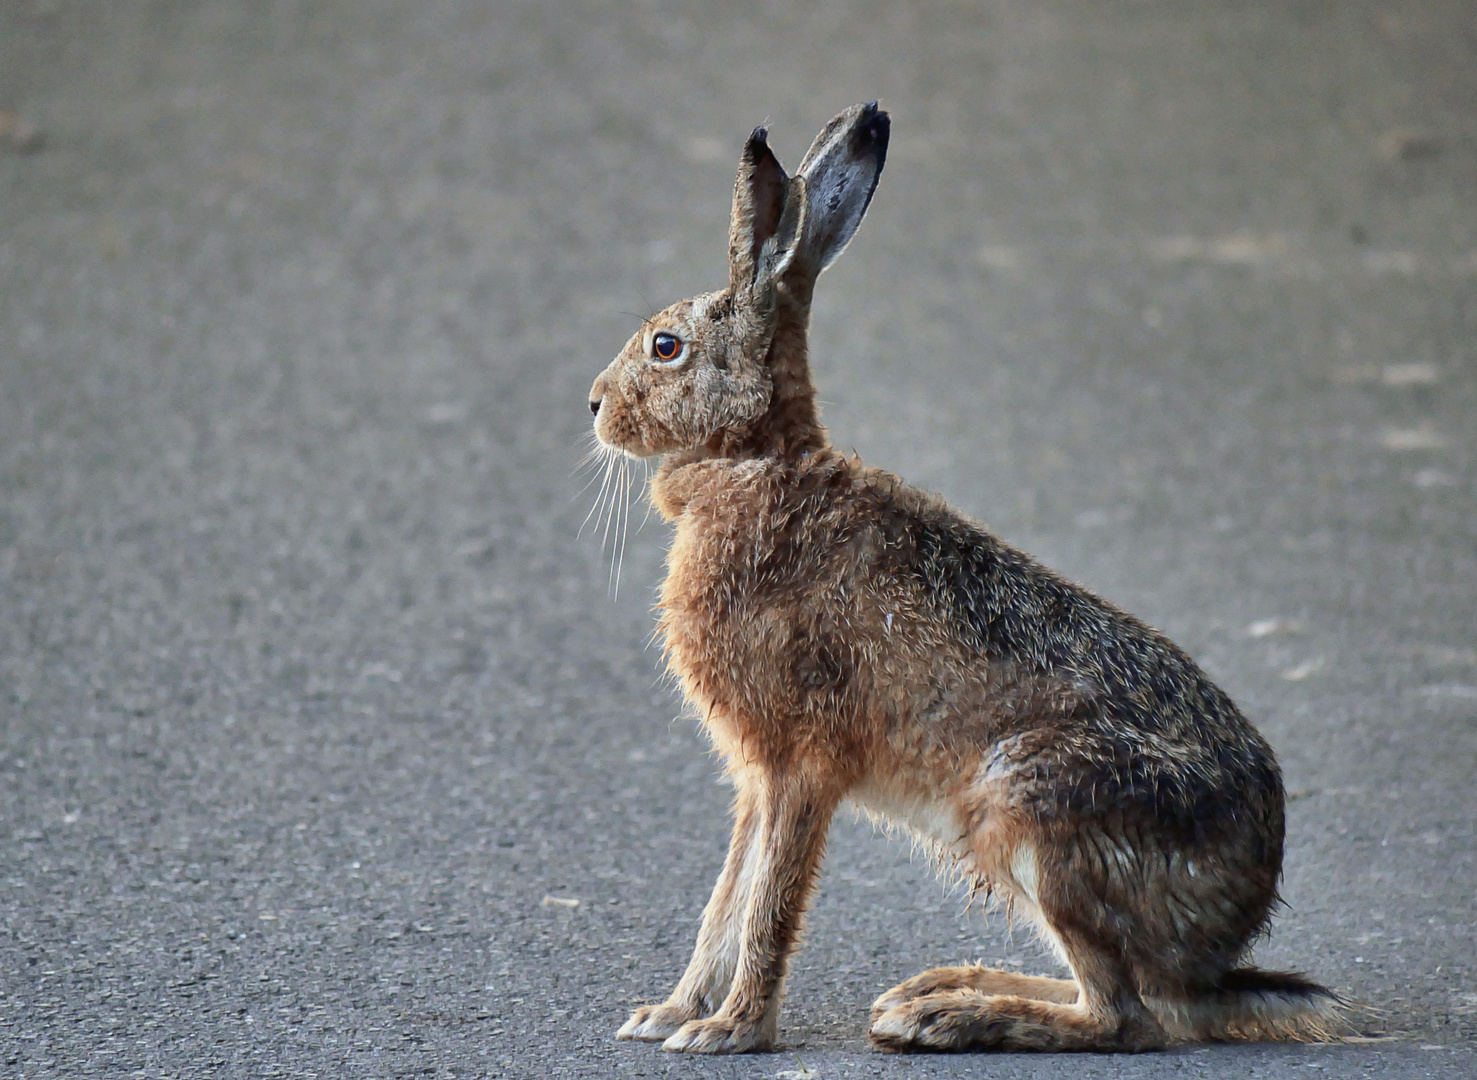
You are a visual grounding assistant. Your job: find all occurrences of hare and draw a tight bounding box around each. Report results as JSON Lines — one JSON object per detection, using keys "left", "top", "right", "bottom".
{"left": 589, "top": 102, "right": 1342, "bottom": 1055}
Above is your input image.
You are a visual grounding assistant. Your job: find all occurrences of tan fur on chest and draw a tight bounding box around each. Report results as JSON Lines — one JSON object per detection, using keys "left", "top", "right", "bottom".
{"left": 654, "top": 455, "right": 887, "bottom": 773}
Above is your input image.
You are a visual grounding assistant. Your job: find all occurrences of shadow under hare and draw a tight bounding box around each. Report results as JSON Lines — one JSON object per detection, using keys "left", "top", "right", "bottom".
{"left": 588, "top": 102, "right": 1342, "bottom": 1055}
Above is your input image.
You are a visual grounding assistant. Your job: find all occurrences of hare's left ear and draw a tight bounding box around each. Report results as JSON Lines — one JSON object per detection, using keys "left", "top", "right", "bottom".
{"left": 728, "top": 127, "right": 806, "bottom": 296}
{"left": 791, "top": 101, "right": 889, "bottom": 277}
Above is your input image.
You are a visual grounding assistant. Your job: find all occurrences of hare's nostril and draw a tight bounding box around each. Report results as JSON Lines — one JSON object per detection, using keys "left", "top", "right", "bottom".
{"left": 589, "top": 398, "right": 601, "bottom": 416}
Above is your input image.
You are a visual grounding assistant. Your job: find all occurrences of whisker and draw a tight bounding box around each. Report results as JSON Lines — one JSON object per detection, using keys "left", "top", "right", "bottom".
{"left": 572, "top": 433, "right": 615, "bottom": 510}
{"left": 638, "top": 458, "right": 655, "bottom": 531}
{"left": 576, "top": 441, "right": 651, "bottom": 600}
{"left": 614, "top": 457, "right": 634, "bottom": 599}
{"left": 573, "top": 443, "right": 612, "bottom": 497}
{"left": 599, "top": 452, "right": 623, "bottom": 555}
{"left": 572, "top": 431, "right": 606, "bottom": 473}
{"left": 635, "top": 290, "right": 659, "bottom": 324}
{"left": 605, "top": 463, "right": 617, "bottom": 596}
{"left": 605, "top": 459, "right": 620, "bottom": 588}
{"left": 620, "top": 459, "right": 633, "bottom": 587}
{"left": 587, "top": 447, "right": 622, "bottom": 539}
{"left": 579, "top": 447, "right": 617, "bottom": 539}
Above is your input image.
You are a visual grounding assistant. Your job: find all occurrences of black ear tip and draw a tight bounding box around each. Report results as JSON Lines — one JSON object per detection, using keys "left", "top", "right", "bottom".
{"left": 743, "top": 125, "right": 775, "bottom": 167}
{"left": 856, "top": 107, "right": 890, "bottom": 165}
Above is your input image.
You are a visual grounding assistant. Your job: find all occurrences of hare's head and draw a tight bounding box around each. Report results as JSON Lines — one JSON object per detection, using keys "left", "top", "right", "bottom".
{"left": 590, "top": 102, "right": 889, "bottom": 460}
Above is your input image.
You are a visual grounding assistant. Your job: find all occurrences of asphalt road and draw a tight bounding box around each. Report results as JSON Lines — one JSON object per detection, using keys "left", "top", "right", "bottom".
{"left": 2, "top": 2, "right": 1474, "bottom": 1078}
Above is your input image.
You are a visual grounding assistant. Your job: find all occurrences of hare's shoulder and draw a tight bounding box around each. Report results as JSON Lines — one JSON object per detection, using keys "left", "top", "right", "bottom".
{"left": 655, "top": 453, "right": 1022, "bottom": 606}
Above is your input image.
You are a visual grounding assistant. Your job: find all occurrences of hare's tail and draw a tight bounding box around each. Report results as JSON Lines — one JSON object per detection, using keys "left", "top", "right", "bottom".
{"left": 1150, "top": 968, "right": 1348, "bottom": 1043}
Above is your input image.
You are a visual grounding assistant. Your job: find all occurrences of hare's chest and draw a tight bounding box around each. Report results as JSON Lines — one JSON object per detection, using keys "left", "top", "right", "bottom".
{"left": 658, "top": 519, "right": 799, "bottom": 686}
{"left": 657, "top": 513, "right": 860, "bottom": 758}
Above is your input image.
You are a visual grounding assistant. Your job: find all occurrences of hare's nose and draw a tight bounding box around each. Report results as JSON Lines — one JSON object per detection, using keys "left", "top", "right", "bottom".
{"left": 589, "top": 372, "right": 608, "bottom": 417}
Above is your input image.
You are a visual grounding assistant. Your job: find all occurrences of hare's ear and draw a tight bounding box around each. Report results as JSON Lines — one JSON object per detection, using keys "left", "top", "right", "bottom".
{"left": 792, "top": 101, "right": 890, "bottom": 275}
{"left": 728, "top": 128, "right": 805, "bottom": 295}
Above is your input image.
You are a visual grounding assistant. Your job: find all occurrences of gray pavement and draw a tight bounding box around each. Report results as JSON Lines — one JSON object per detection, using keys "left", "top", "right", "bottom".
{"left": 1, "top": 1, "right": 1474, "bottom": 1077}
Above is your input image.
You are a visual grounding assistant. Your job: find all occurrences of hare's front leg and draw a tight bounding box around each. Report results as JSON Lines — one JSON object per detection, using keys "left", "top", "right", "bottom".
{"left": 618, "top": 785, "right": 762, "bottom": 1041}
{"left": 662, "top": 773, "right": 837, "bottom": 1054}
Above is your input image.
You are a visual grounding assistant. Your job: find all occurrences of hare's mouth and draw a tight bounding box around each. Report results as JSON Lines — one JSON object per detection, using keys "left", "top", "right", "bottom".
{"left": 592, "top": 426, "right": 655, "bottom": 459}
{"left": 592, "top": 405, "right": 674, "bottom": 460}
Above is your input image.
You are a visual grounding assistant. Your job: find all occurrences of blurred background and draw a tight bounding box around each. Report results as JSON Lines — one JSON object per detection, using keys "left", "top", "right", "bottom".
{"left": 1, "top": 1, "right": 1473, "bottom": 1077}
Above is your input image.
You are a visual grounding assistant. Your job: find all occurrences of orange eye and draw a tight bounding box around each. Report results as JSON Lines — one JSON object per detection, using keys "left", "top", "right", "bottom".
{"left": 652, "top": 332, "right": 683, "bottom": 362}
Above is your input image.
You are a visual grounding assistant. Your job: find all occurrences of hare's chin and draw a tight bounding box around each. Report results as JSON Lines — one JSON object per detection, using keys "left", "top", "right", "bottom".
{"left": 594, "top": 434, "right": 656, "bottom": 460}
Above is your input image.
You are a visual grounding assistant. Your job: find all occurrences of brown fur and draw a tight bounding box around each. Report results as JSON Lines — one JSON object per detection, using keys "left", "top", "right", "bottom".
{"left": 591, "top": 104, "right": 1344, "bottom": 1055}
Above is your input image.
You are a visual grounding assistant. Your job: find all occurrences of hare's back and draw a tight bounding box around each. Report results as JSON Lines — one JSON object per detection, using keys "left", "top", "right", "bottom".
{"left": 873, "top": 482, "right": 1284, "bottom": 833}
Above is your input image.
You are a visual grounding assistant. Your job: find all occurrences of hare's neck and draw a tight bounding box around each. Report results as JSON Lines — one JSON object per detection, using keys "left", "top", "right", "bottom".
{"left": 737, "top": 374, "right": 826, "bottom": 459}
{"left": 729, "top": 282, "right": 829, "bottom": 460}
{"left": 649, "top": 445, "right": 846, "bottom": 524}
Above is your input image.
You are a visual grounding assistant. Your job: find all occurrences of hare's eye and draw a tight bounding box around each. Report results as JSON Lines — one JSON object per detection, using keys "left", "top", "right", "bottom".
{"left": 651, "top": 332, "right": 684, "bottom": 363}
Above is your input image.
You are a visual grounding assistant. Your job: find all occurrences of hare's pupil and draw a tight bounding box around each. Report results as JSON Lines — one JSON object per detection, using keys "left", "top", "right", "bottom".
{"left": 654, "top": 333, "right": 681, "bottom": 360}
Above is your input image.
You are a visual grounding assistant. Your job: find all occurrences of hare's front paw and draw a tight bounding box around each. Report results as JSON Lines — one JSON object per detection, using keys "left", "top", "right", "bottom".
{"left": 662, "top": 1015, "right": 770, "bottom": 1054}
{"left": 617, "top": 1001, "right": 700, "bottom": 1042}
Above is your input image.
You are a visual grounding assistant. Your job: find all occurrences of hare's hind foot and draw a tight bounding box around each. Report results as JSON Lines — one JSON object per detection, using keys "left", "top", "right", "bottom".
{"left": 617, "top": 1000, "right": 703, "bottom": 1042}
{"left": 871, "top": 965, "right": 1078, "bottom": 1017}
{"left": 869, "top": 990, "right": 1167, "bottom": 1053}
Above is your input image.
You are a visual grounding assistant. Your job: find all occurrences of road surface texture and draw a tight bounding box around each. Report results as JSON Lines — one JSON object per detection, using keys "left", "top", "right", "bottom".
{"left": 2, "top": 1, "right": 1474, "bottom": 1078}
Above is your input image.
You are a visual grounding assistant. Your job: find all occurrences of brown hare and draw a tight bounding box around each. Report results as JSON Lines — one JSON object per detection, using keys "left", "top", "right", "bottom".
{"left": 589, "top": 102, "right": 1342, "bottom": 1055}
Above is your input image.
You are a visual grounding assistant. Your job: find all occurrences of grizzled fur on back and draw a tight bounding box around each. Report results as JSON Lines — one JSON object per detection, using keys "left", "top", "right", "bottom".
{"left": 911, "top": 507, "right": 1285, "bottom": 849}
{"left": 589, "top": 103, "right": 1344, "bottom": 1057}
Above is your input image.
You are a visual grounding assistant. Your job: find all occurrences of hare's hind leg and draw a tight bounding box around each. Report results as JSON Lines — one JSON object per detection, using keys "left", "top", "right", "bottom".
{"left": 869, "top": 930, "right": 1164, "bottom": 1052}
{"left": 871, "top": 966, "right": 1077, "bottom": 1018}
{"left": 869, "top": 837, "right": 1167, "bottom": 1053}
{"left": 619, "top": 784, "right": 761, "bottom": 1041}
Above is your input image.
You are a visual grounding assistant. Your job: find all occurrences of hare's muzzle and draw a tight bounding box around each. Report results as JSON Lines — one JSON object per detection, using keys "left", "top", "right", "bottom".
{"left": 589, "top": 371, "right": 608, "bottom": 417}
